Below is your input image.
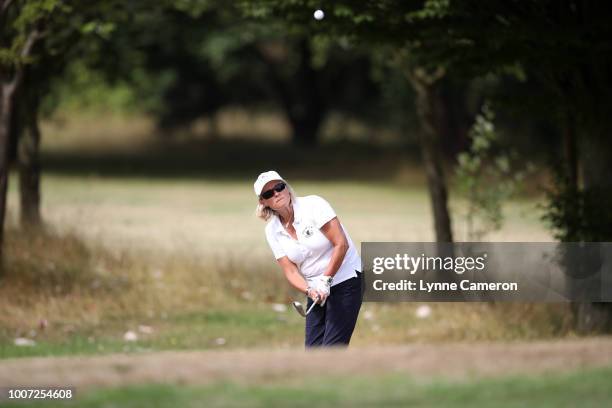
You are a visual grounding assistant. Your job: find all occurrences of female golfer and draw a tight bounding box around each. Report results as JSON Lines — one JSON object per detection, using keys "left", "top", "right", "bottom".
{"left": 254, "top": 170, "right": 363, "bottom": 347}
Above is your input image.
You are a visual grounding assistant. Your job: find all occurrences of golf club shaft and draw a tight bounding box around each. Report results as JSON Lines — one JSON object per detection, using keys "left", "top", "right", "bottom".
{"left": 306, "top": 299, "right": 318, "bottom": 315}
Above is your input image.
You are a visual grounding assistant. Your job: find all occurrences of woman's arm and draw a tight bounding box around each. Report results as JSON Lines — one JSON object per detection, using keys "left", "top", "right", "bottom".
{"left": 275, "top": 217, "right": 349, "bottom": 302}
{"left": 320, "top": 217, "right": 349, "bottom": 278}
{"left": 276, "top": 256, "right": 310, "bottom": 294}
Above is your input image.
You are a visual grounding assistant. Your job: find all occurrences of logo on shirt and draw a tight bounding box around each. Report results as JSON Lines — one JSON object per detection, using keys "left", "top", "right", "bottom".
{"left": 302, "top": 225, "right": 315, "bottom": 238}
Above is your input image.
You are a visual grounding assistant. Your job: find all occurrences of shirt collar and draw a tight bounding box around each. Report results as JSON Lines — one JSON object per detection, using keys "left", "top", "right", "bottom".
{"left": 272, "top": 197, "right": 303, "bottom": 235}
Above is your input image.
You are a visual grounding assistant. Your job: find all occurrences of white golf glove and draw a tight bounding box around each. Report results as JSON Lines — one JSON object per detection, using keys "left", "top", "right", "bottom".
{"left": 315, "top": 275, "right": 332, "bottom": 293}
{"left": 312, "top": 275, "right": 333, "bottom": 304}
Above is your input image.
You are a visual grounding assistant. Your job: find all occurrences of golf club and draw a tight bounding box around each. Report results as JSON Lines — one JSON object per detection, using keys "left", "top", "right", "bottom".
{"left": 292, "top": 296, "right": 326, "bottom": 317}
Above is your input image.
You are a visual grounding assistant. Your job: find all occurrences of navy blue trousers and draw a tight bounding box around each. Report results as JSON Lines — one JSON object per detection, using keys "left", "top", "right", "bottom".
{"left": 305, "top": 271, "right": 364, "bottom": 348}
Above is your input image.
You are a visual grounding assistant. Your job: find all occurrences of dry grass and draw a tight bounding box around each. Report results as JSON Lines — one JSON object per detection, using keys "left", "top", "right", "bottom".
{"left": 1, "top": 226, "right": 572, "bottom": 351}
{"left": 0, "top": 226, "right": 297, "bottom": 347}
{"left": 353, "top": 303, "right": 573, "bottom": 346}
{"left": 2, "top": 228, "right": 148, "bottom": 337}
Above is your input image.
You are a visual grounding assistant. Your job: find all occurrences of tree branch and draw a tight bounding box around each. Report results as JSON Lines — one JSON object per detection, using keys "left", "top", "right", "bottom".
{"left": 1, "top": 0, "right": 14, "bottom": 17}
{"left": 21, "top": 26, "right": 42, "bottom": 59}
{"left": 5, "top": 26, "right": 43, "bottom": 98}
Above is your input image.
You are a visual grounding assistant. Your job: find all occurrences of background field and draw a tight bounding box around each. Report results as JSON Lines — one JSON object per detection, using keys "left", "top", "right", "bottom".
{"left": 0, "top": 115, "right": 572, "bottom": 360}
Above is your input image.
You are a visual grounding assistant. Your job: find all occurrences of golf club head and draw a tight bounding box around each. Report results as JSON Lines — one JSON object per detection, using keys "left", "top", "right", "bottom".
{"left": 292, "top": 297, "right": 320, "bottom": 317}
{"left": 292, "top": 301, "right": 307, "bottom": 317}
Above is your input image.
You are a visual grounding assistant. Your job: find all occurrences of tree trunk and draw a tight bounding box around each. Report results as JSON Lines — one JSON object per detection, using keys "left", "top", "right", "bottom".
{"left": 571, "top": 128, "right": 612, "bottom": 333}
{"left": 0, "top": 85, "right": 15, "bottom": 262}
{"left": 18, "top": 92, "right": 42, "bottom": 228}
{"left": 573, "top": 302, "right": 612, "bottom": 334}
{"left": 408, "top": 67, "right": 454, "bottom": 243}
{"left": 438, "top": 79, "right": 471, "bottom": 158}
{"left": 0, "top": 23, "right": 42, "bottom": 264}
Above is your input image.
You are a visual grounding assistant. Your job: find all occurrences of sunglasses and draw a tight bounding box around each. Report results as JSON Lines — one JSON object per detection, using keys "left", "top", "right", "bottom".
{"left": 260, "top": 182, "right": 286, "bottom": 199}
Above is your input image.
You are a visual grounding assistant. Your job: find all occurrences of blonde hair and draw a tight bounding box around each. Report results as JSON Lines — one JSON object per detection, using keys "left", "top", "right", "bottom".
{"left": 255, "top": 182, "right": 297, "bottom": 221}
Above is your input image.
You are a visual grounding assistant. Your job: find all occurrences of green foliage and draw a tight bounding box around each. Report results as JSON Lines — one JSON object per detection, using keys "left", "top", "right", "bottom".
{"left": 456, "top": 103, "right": 529, "bottom": 240}
{"left": 1, "top": 0, "right": 161, "bottom": 120}
{"left": 0, "top": 0, "right": 58, "bottom": 66}
{"left": 1, "top": 0, "right": 128, "bottom": 66}
{"left": 406, "top": 0, "right": 450, "bottom": 20}
{"left": 542, "top": 168, "right": 612, "bottom": 242}
{"left": 41, "top": 60, "right": 170, "bottom": 116}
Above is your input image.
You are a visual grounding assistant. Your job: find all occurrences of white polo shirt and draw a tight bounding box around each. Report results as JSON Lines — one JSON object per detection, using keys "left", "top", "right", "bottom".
{"left": 264, "top": 195, "right": 362, "bottom": 287}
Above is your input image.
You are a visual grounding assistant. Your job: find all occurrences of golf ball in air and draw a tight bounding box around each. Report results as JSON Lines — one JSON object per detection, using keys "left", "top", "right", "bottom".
{"left": 314, "top": 9, "right": 325, "bottom": 20}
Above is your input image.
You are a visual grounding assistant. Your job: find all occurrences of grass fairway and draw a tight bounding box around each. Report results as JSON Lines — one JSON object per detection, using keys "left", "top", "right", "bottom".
{"left": 5, "top": 172, "right": 553, "bottom": 267}
{"left": 0, "top": 308, "right": 304, "bottom": 359}
{"left": 0, "top": 305, "right": 304, "bottom": 359}
{"left": 1, "top": 366, "right": 611, "bottom": 408}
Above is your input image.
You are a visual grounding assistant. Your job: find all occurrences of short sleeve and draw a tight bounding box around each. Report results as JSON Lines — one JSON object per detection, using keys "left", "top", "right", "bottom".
{"left": 265, "top": 224, "right": 286, "bottom": 260}
{"left": 309, "top": 195, "right": 337, "bottom": 229}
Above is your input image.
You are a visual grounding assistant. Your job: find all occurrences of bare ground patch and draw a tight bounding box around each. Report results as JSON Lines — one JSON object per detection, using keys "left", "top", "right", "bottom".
{"left": 1, "top": 337, "right": 611, "bottom": 390}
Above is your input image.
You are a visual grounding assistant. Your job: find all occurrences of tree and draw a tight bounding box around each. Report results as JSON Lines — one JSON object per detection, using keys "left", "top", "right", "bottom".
{"left": 14, "top": 66, "right": 44, "bottom": 228}
{"left": 0, "top": 0, "right": 55, "bottom": 257}
{"left": 402, "top": 0, "right": 612, "bottom": 332}
{"left": 408, "top": 65, "right": 453, "bottom": 242}
{"left": 0, "top": 0, "right": 153, "bottom": 261}
{"left": 10, "top": 25, "right": 70, "bottom": 229}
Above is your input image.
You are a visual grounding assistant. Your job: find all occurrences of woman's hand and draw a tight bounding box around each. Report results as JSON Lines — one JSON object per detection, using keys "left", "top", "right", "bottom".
{"left": 313, "top": 275, "right": 332, "bottom": 302}
{"left": 305, "top": 275, "right": 332, "bottom": 305}
{"left": 306, "top": 287, "right": 317, "bottom": 300}
{"left": 307, "top": 287, "right": 328, "bottom": 304}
